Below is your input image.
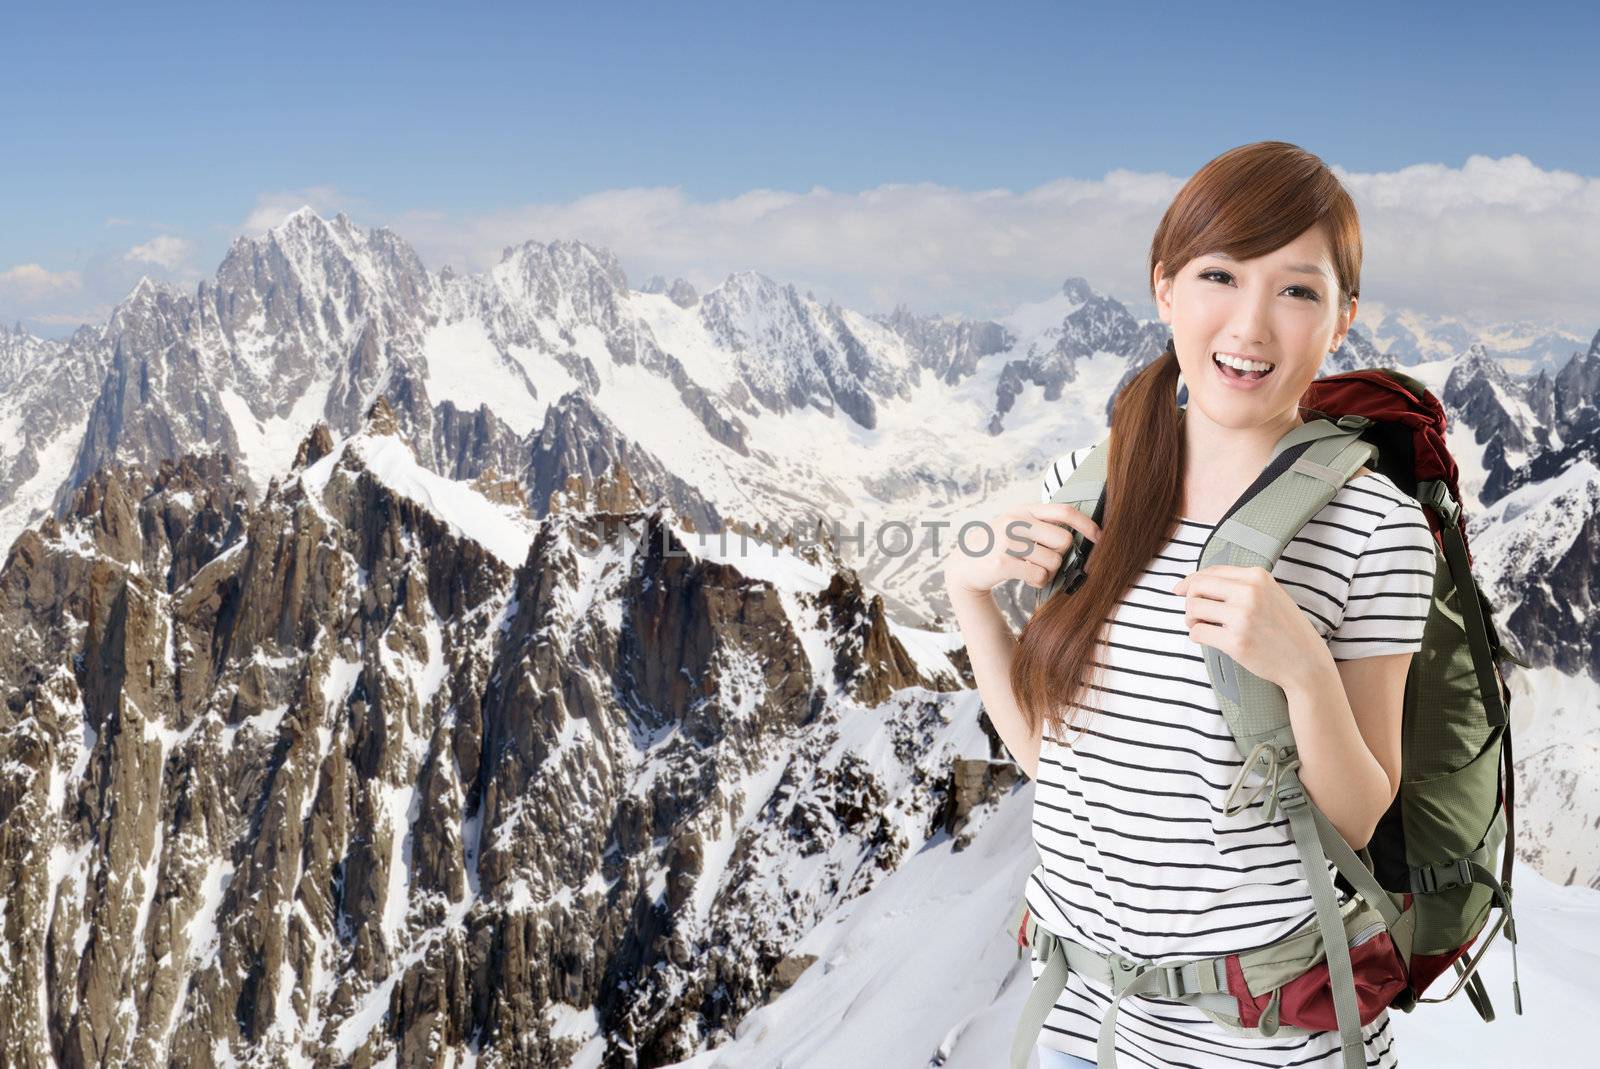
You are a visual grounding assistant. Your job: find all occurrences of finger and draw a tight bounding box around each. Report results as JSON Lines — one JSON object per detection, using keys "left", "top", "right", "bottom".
{"left": 1185, "top": 620, "right": 1229, "bottom": 653}
{"left": 1027, "top": 502, "right": 1104, "bottom": 542}
{"left": 1029, "top": 502, "right": 1102, "bottom": 539}
{"left": 1008, "top": 516, "right": 1076, "bottom": 552}
{"left": 1012, "top": 541, "right": 1063, "bottom": 577}
{"left": 1015, "top": 556, "right": 1053, "bottom": 589}
{"left": 1172, "top": 570, "right": 1241, "bottom": 599}
{"left": 1189, "top": 563, "right": 1258, "bottom": 579}
{"left": 1008, "top": 513, "right": 1084, "bottom": 554}
{"left": 1183, "top": 599, "right": 1234, "bottom": 628}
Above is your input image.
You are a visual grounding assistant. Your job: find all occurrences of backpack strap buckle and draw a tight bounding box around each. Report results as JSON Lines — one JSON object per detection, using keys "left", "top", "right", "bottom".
{"left": 1418, "top": 479, "right": 1461, "bottom": 525}
{"left": 1108, "top": 953, "right": 1191, "bottom": 999}
{"left": 1414, "top": 857, "right": 1475, "bottom": 894}
{"left": 1107, "top": 953, "right": 1145, "bottom": 993}
{"left": 1334, "top": 413, "right": 1372, "bottom": 431}
{"left": 1273, "top": 780, "right": 1308, "bottom": 813}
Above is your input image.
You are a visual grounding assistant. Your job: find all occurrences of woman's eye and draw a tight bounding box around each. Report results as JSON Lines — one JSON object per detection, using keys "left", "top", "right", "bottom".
{"left": 1199, "top": 270, "right": 1319, "bottom": 302}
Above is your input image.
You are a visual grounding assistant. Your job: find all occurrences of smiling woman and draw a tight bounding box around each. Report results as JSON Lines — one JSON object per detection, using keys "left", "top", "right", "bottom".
{"left": 990, "top": 140, "right": 1412, "bottom": 1069}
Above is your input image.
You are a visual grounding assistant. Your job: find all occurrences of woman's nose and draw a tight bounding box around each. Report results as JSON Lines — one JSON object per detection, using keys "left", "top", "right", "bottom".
{"left": 1224, "top": 287, "right": 1274, "bottom": 348}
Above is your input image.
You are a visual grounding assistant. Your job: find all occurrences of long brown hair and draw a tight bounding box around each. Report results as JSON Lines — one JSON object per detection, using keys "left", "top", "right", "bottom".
{"left": 1011, "top": 140, "right": 1363, "bottom": 746}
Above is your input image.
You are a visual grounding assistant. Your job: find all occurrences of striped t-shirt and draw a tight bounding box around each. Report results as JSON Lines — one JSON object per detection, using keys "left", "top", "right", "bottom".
{"left": 1025, "top": 440, "right": 1438, "bottom": 1068}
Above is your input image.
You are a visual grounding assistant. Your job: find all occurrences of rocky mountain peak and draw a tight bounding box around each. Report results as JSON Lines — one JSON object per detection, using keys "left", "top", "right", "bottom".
{"left": 873, "top": 304, "right": 1012, "bottom": 385}
{"left": 1060, "top": 275, "right": 1095, "bottom": 304}
{"left": 667, "top": 277, "right": 699, "bottom": 308}
{"left": 280, "top": 202, "right": 323, "bottom": 227}
{"left": 106, "top": 273, "right": 191, "bottom": 340}
{"left": 293, "top": 422, "right": 337, "bottom": 469}
{"left": 493, "top": 237, "right": 631, "bottom": 305}
{"left": 0, "top": 319, "right": 61, "bottom": 391}
{"left": 216, "top": 205, "right": 435, "bottom": 324}
{"left": 1456, "top": 341, "right": 1517, "bottom": 389}
{"left": 362, "top": 396, "right": 401, "bottom": 437}
{"left": 706, "top": 268, "right": 784, "bottom": 314}
{"left": 640, "top": 274, "right": 699, "bottom": 307}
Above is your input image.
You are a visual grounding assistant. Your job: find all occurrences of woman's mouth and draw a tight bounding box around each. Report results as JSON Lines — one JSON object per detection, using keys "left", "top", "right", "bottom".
{"left": 1212, "top": 351, "right": 1276, "bottom": 390}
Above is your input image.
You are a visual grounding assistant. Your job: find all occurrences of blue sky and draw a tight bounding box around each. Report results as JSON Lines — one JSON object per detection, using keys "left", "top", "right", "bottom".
{"left": 5, "top": 0, "right": 1599, "bottom": 335}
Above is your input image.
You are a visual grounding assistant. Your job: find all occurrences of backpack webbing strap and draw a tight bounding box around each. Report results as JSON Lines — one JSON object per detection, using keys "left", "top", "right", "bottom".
{"left": 1010, "top": 921, "right": 1071, "bottom": 1069}
{"left": 1462, "top": 963, "right": 1496, "bottom": 1022}
{"left": 1500, "top": 722, "right": 1522, "bottom": 1015}
{"left": 1419, "top": 479, "right": 1507, "bottom": 727}
{"left": 1275, "top": 766, "right": 1369, "bottom": 1069}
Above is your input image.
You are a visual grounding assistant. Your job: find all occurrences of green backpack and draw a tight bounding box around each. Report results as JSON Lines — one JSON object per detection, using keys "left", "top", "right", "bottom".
{"left": 1007, "top": 368, "right": 1525, "bottom": 1069}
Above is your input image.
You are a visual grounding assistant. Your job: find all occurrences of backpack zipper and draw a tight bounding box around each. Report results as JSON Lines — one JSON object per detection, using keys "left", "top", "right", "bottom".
{"left": 1349, "top": 920, "right": 1387, "bottom": 948}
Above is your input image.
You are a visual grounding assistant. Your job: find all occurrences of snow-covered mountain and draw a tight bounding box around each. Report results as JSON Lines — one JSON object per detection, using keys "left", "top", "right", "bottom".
{"left": 0, "top": 400, "right": 972, "bottom": 1066}
{"left": 5, "top": 207, "right": 1600, "bottom": 647}
{"left": 1361, "top": 304, "right": 1588, "bottom": 377}
{"left": 0, "top": 319, "right": 109, "bottom": 554}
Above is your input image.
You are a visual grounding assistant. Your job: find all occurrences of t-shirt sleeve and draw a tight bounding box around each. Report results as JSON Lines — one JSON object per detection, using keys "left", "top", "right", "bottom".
{"left": 1327, "top": 495, "right": 1438, "bottom": 661}
{"left": 1039, "top": 444, "right": 1093, "bottom": 503}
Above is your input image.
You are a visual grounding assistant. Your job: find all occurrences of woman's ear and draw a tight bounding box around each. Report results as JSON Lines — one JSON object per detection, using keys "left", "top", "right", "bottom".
{"left": 1331, "top": 295, "right": 1358, "bottom": 350}
{"left": 1153, "top": 261, "right": 1172, "bottom": 323}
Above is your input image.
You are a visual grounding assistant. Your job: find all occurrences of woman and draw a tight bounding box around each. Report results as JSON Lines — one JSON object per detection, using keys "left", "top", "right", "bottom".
{"left": 942, "top": 141, "right": 1434, "bottom": 1067}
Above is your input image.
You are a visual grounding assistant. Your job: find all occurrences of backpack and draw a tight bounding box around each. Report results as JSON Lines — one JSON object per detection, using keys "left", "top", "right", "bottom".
{"left": 1005, "top": 365, "right": 1525, "bottom": 1069}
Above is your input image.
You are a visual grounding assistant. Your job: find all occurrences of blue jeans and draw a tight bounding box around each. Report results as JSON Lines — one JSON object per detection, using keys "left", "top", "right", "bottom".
{"left": 1036, "top": 1044, "right": 1097, "bottom": 1069}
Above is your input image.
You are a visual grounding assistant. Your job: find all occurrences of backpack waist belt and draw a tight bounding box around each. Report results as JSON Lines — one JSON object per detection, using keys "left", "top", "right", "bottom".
{"left": 1009, "top": 917, "right": 1241, "bottom": 1069}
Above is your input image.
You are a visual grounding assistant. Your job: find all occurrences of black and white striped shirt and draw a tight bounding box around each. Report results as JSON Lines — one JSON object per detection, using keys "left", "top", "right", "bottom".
{"left": 1025, "top": 442, "right": 1436, "bottom": 1068}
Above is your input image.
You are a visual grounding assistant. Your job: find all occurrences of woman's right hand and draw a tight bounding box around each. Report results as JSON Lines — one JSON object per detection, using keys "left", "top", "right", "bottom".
{"left": 941, "top": 502, "right": 1104, "bottom": 601}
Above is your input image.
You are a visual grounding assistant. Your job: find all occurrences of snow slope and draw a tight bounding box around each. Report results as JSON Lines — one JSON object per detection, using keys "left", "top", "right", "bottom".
{"left": 651, "top": 720, "right": 1598, "bottom": 1068}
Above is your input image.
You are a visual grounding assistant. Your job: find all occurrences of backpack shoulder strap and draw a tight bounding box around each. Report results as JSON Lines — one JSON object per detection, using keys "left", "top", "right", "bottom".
{"left": 1033, "top": 437, "right": 1110, "bottom": 608}
{"left": 1198, "top": 413, "right": 1376, "bottom": 750}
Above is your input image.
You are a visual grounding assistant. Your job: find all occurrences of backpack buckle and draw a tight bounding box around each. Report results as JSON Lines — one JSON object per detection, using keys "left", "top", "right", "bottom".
{"left": 1416, "top": 857, "right": 1474, "bottom": 894}
{"left": 1418, "top": 480, "right": 1461, "bottom": 525}
{"left": 1439, "top": 858, "right": 1474, "bottom": 892}
{"left": 1108, "top": 954, "right": 1146, "bottom": 993}
{"left": 1335, "top": 414, "right": 1372, "bottom": 431}
{"left": 1112, "top": 959, "right": 1189, "bottom": 999}
{"left": 1273, "top": 781, "right": 1307, "bottom": 813}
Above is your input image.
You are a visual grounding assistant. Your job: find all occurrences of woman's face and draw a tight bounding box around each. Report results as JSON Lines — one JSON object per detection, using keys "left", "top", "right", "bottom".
{"left": 1153, "top": 225, "right": 1356, "bottom": 427}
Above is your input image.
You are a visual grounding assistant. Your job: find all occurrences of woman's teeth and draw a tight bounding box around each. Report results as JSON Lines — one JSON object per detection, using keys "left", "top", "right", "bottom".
{"left": 1214, "top": 352, "right": 1275, "bottom": 379}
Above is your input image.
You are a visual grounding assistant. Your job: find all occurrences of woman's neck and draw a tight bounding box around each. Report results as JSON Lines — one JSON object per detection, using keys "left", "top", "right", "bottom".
{"left": 1179, "top": 406, "right": 1304, "bottom": 521}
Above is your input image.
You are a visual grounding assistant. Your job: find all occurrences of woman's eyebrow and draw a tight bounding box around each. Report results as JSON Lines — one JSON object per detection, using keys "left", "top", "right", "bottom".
{"left": 1208, "top": 252, "right": 1325, "bottom": 277}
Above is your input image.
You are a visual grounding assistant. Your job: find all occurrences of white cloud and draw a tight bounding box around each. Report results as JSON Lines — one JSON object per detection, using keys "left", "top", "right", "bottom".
{"left": 30, "top": 306, "right": 115, "bottom": 327}
{"left": 124, "top": 234, "right": 196, "bottom": 270}
{"left": 391, "top": 154, "right": 1599, "bottom": 331}
{"left": 0, "top": 263, "right": 83, "bottom": 302}
{"left": 11, "top": 156, "right": 1600, "bottom": 341}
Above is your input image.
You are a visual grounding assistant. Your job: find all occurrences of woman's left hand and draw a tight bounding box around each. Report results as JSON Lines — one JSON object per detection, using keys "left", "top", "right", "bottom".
{"left": 1171, "top": 564, "right": 1326, "bottom": 691}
